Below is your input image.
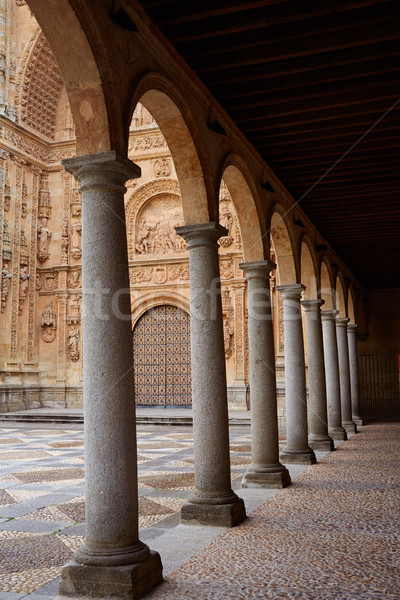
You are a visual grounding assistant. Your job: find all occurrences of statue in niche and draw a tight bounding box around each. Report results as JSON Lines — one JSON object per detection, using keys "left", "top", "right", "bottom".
{"left": 68, "top": 270, "right": 81, "bottom": 289}
{"left": 67, "top": 327, "right": 80, "bottom": 361}
{"left": 37, "top": 217, "right": 52, "bottom": 261}
{"left": 1, "top": 263, "right": 12, "bottom": 312}
{"left": 41, "top": 301, "right": 57, "bottom": 343}
{"left": 18, "top": 266, "right": 30, "bottom": 314}
{"left": 220, "top": 260, "right": 234, "bottom": 280}
{"left": 4, "top": 184, "right": 10, "bottom": 212}
{"left": 223, "top": 318, "right": 234, "bottom": 358}
{"left": 70, "top": 219, "right": 82, "bottom": 259}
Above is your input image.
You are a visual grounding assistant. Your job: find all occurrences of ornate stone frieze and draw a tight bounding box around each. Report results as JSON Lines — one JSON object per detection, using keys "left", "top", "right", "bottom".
{"left": 41, "top": 300, "right": 57, "bottom": 342}
{"left": 36, "top": 270, "right": 58, "bottom": 292}
{"left": 9, "top": 163, "right": 22, "bottom": 361}
{"left": 128, "top": 134, "right": 168, "bottom": 155}
{"left": 2, "top": 221, "right": 12, "bottom": 261}
{"left": 233, "top": 284, "right": 246, "bottom": 381}
{"left": 129, "top": 261, "right": 190, "bottom": 286}
{"left": 27, "top": 172, "right": 39, "bottom": 362}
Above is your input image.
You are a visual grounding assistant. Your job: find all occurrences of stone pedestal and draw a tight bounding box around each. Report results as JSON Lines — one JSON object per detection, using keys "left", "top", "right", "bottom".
{"left": 301, "top": 300, "right": 334, "bottom": 452}
{"left": 336, "top": 317, "right": 357, "bottom": 435}
{"left": 276, "top": 284, "right": 316, "bottom": 465}
{"left": 321, "top": 310, "right": 347, "bottom": 441}
{"left": 176, "top": 222, "right": 246, "bottom": 526}
{"left": 60, "top": 152, "right": 162, "bottom": 598}
{"left": 347, "top": 324, "right": 364, "bottom": 426}
{"left": 240, "top": 261, "right": 290, "bottom": 488}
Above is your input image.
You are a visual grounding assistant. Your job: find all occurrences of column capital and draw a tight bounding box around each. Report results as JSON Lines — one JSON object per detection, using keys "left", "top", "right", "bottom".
{"left": 276, "top": 283, "right": 305, "bottom": 299}
{"left": 336, "top": 317, "right": 350, "bottom": 327}
{"left": 239, "top": 260, "right": 276, "bottom": 280}
{"left": 175, "top": 221, "right": 228, "bottom": 248}
{"left": 62, "top": 151, "right": 141, "bottom": 188}
{"left": 301, "top": 298, "right": 325, "bottom": 311}
{"left": 321, "top": 309, "right": 339, "bottom": 321}
{"left": 347, "top": 323, "right": 358, "bottom": 332}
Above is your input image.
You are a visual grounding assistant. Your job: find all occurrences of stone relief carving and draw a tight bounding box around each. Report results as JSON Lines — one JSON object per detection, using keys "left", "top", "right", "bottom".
{"left": 18, "top": 265, "right": 30, "bottom": 315}
{"left": 20, "top": 228, "right": 29, "bottom": 265}
{"left": 70, "top": 219, "right": 82, "bottom": 259}
{"left": 41, "top": 301, "right": 57, "bottom": 342}
{"left": 220, "top": 259, "right": 234, "bottom": 280}
{"left": 61, "top": 218, "right": 69, "bottom": 265}
{"left": 219, "top": 204, "right": 234, "bottom": 248}
{"left": 128, "top": 135, "right": 167, "bottom": 154}
{"left": 36, "top": 271, "right": 58, "bottom": 292}
{"left": 66, "top": 295, "right": 81, "bottom": 325}
{"left": 1, "top": 264, "right": 12, "bottom": 312}
{"left": 153, "top": 158, "right": 170, "bottom": 177}
{"left": 169, "top": 263, "right": 190, "bottom": 281}
{"left": 134, "top": 195, "right": 187, "bottom": 256}
{"left": 3, "top": 222, "right": 12, "bottom": 261}
{"left": 67, "top": 327, "right": 80, "bottom": 362}
{"left": 38, "top": 171, "right": 51, "bottom": 219}
{"left": 222, "top": 288, "right": 234, "bottom": 318}
{"left": 223, "top": 318, "right": 234, "bottom": 358}
{"left": 68, "top": 270, "right": 81, "bottom": 289}
{"left": 37, "top": 217, "right": 51, "bottom": 261}
{"left": 4, "top": 180, "right": 10, "bottom": 211}
{"left": 21, "top": 183, "right": 28, "bottom": 217}
{"left": 131, "top": 103, "right": 156, "bottom": 130}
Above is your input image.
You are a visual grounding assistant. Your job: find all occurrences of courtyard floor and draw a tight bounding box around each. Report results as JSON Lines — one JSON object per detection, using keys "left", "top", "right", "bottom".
{"left": 0, "top": 421, "right": 398, "bottom": 599}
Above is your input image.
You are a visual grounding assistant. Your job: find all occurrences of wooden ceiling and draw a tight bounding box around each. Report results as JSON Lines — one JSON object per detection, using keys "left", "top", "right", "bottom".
{"left": 137, "top": 0, "right": 400, "bottom": 288}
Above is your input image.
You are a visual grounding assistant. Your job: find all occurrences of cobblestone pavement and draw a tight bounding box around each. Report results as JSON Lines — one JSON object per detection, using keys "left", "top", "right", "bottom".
{"left": 0, "top": 423, "right": 398, "bottom": 599}
{"left": 144, "top": 422, "right": 400, "bottom": 600}
{"left": 0, "top": 423, "right": 251, "bottom": 598}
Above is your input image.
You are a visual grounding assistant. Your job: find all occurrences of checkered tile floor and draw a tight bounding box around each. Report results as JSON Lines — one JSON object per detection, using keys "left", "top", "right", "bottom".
{"left": 0, "top": 423, "right": 252, "bottom": 597}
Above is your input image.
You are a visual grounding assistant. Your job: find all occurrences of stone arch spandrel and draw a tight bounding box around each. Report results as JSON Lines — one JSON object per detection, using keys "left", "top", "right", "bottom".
{"left": 26, "top": 0, "right": 116, "bottom": 154}
{"left": 300, "top": 237, "right": 318, "bottom": 300}
{"left": 269, "top": 208, "right": 297, "bottom": 285}
{"left": 335, "top": 274, "right": 347, "bottom": 317}
{"left": 131, "top": 291, "right": 190, "bottom": 327}
{"left": 320, "top": 259, "right": 334, "bottom": 309}
{"left": 220, "top": 159, "right": 265, "bottom": 262}
{"left": 132, "top": 79, "right": 211, "bottom": 225}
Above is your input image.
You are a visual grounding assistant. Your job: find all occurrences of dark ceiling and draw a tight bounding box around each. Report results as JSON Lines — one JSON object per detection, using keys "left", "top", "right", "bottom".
{"left": 137, "top": 0, "right": 400, "bottom": 288}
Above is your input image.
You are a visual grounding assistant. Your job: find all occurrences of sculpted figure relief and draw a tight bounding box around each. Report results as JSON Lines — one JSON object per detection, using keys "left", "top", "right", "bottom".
{"left": 41, "top": 301, "right": 57, "bottom": 342}
{"left": 1, "top": 263, "right": 12, "bottom": 312}
{"left": 37, "top": 217, "right": 51, "bottom": 261}
{"left": 70, "top": 219, "right": 82, "bottom": 259}
{"left": 18, "top": 266, "right": 30, "bottom": 314}
{"left": 223, "top": 319, "right": 234, "bottom": 358}
{"left": 67, "top": 327, "right": 80, "bottom": 361}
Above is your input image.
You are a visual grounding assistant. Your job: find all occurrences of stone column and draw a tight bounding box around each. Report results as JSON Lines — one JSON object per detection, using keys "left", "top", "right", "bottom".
{"left": 347, "top": 324, "right": 363, "bottom": 426}
{"left": 301, "top": 300, "right": 334, "bottom": 452}
{"left": 336, "top": 317, "right": 357, "bottom": 434}
{"left": 321, "top": 310, "right": 347, "bottom": 440}
{"left": 176, "top": 222, "right": 246, "bottom": 526}
{"left": 276, "top": 284, "right": 316, "bottom": 464}
{"left": 240, "top": 261, "right": 290, "bottom": 488}
{"left": 59, "top": 152, "right": 162, "bottom": 599}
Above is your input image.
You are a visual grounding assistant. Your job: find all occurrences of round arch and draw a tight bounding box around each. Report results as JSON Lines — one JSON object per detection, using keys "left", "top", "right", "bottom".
{"left": 131, "top": 74, "right": 211, "bottom": 225}
{"left": 26, "top": 0, "right": 117, "bottom": 154}
{"left": 268, "top": 206, "right": 298, "bottom": 285}
{"left": 347, "top": 286, "right": 356, "bottom": 324}
{"left": 319, "top": 258, "right": 334, "bottom": 309}
{"left": 220, "top": 156, "right": 265, "bottom": 262}
{"left": 131, "top": 291, "right": 190, "bottom": 327}
{"left": 299, "top": 236, "right": 318, "bottom": 299}
{"left": 335, "top": 273, "right": 347, "bottom": 317}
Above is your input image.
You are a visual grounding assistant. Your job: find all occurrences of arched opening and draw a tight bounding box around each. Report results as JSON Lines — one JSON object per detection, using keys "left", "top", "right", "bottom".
{"left": 133, "top": 85, "right": 210, "bottom": 225}
{"left": 220, "top": 160, "right": 265, "bottom": 262}
{"left": 348, "top": 287, "right": 356, "bottom": 324}
{"left": 133, "top": 305, "right": 191, "bottom": 407}
{"left": 320, "top": 259, "right": 334, "bottom": 310}
{"left": 300, "top": 239, "right": 318, "bottom": 300}
{"left": 335, "top": 274, "right": 347, "bottom": 317}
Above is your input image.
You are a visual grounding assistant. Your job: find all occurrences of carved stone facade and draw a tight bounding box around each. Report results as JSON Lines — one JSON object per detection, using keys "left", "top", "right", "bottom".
{"left": 0, "top": 4, "right": 251, "bottom": 410}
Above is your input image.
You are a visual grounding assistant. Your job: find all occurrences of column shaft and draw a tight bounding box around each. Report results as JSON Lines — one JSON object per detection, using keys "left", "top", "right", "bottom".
{"left": 336, "top": 317, "right": 357, "bottom": 434}
{"left": 240, "top": 261, "right": 290, "bottom": 488}
{"left": 348, "top": 324, "right": 363, "bottom": 426}
{"left": 321, "top": 310, "right": 347, "bottom": 441}
{"left": 59, "top": 152, "right": 162, "bottom": 599}
{"left": 276, "top": 284, "right": 316, "bottom": 464}
{"left": 301, "top": 300, "right": 334, "bottom": 452}
{"left": 176, "top": 222, "right": 245, "bottom": 526}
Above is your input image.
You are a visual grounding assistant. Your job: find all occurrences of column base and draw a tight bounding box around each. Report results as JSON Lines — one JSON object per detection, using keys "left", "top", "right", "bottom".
{"left": 328, "top": 426, "right": 347, "bottom": 440}
{"left": 59, "top": 551, "right": 162, "bottom": 600}
{"left": 180, "top": 497, "right": 246, "bottom": 527}
{"left": 241, "top": 464, "right": 291, "bottom": 489}
{"left": 280, "top": 448, "right": 317, "bottom": 465}
{"left": 308, "top": 436, "right": 335, "bottom": 452}
{"left": 353, "top": 416, "right": 364, "bottom": 427}
{"left": 343, "top": 420, "right": 357, "bottom": 435}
